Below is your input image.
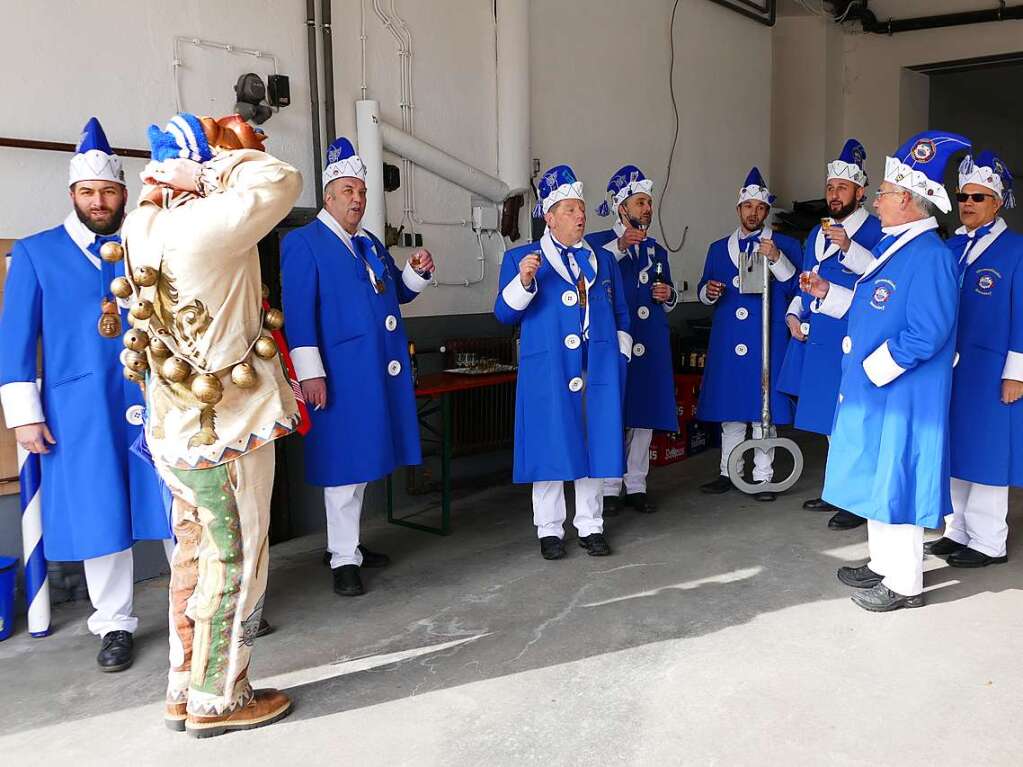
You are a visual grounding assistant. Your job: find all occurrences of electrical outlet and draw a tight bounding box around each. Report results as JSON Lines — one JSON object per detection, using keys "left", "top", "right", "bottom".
{"left": 414, "top": 233, "right": 423, "bottom": 247}
{"left": 471, "top": 197, "right": 499, "bottom": 232}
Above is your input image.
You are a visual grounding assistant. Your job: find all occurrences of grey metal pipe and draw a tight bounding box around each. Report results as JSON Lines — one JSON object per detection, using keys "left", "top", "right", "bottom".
{"left": 321, "top": 0, "right": 337, "bottom": 140}
{"left": 306, "top": 0, "right": 323, "bottom": 208}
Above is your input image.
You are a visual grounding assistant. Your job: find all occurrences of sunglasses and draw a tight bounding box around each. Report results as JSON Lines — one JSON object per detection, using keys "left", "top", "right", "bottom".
{"left": 956, "top": 192, "right": 997, "bottom": 203}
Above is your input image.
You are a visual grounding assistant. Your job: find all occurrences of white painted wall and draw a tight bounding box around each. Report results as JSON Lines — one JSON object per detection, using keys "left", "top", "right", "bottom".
{"left": 0, "top": 0, "right": 775, "bottom": 315}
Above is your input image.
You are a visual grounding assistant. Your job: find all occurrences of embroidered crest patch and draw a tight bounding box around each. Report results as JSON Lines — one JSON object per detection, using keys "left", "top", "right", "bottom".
{"left": 911, "top": 139, "right": 936, "bottom": 163}
{"left": 975, "top": 268, "right": 1001, "bottom": 296}
{"left": 870, "top": 279, "right": 896, "bottom": 310}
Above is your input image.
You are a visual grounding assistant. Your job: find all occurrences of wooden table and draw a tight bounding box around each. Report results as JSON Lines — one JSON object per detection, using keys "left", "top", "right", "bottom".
{"left": 387, "top": 370, "right": 517, "bottom": 535}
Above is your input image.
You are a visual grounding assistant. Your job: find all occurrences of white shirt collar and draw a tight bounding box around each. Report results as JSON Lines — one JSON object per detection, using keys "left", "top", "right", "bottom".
{"left": 881, "top": 216, "right": 937, "bottom": 237}
{"left": 955, "top": 216, "right": 1002, "bottom": 237}
{"left": 63, "top": 211, "right": 119, "bottom": 270}
{"left": 316, "top": 208, "right": 368, "bottom": 252}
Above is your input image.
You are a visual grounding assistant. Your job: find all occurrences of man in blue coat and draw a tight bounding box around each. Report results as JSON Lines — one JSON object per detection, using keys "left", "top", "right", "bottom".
{"left": 778, "top": 140, "right": 882, "bottom": 530}
{"left": 925, "top": 151, "right": 1023, "bottom": 568}
{"left": 281, "top": 137, "right": 434, "bottom": 597}
{"left": 805, "top": 130, "right": 971, "bottom": 611}
{"left": 495, "top": 165, "right": 631, "bottom": 560}
{"left": 696, "top": 168, "right": 801, "bottom": 502}
{"left": 587, "top": 166, "right": 677, "bottom": 515}
{"left": 0, "top": 118, "right": 170, "bottom": 670}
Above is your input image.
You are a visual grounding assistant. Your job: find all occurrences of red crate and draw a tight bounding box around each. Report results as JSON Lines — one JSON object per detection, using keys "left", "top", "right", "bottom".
{"left": 650, "top": 432, "right": 688, "bottom": 466}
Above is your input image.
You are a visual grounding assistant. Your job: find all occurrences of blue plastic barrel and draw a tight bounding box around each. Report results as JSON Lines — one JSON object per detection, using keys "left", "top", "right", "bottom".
{"left": 0, "top": 556, "right": 17, "bottom": 641}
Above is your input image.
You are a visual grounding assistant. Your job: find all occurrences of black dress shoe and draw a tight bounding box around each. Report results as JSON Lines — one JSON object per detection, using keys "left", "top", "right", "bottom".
{"left": 803, "top": 497, "right": 837, "bottom": 512}
{"left": 97, "top": 630, "right": 134, "bottom": 672}
{"left": 603, "top": 495, "right": 622, "bottom": 517}
{"left": 358, "top": 545, "right": 391, "bottom": 568}
{"left": 254, "top": 618, "right": 274, "bottom": 638}
{"left": 624, "top": 492, "right": 657, "bottom": 513}
{"left": 540, "top": 536, "right": 566, "bottom": 560}
{"left": 837, "top": 564, "right": 882, "bottom": 589}
{"left": 332, "top": 565, "right": 365, "bottom": 596}
{"left": 851, "top": 583, "right": 924, "bottom": 612}
{"left": 947, "top": 547, "right": 1008, "bottom": 568}
{"left": 754, "top": 491, "right": 776, "bottom": 502}
{"left": 579, "top": 533, "right": 611, "bottom": 556}
{"left": 923, "top": 537, "right": 966, "bottom": 557}
{"left": 700, "top": 476, "right": 734, "bottom": 494}
{"left": 828, "top": 509, "right": 865, "bottom": 530}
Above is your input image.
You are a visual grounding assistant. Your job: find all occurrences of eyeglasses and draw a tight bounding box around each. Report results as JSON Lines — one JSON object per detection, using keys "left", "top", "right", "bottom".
{"left": 956, "top": 192, "right": 997, "bottom": 203}
{"left": 873, "top": 190, "right": 904, "bottom": 199}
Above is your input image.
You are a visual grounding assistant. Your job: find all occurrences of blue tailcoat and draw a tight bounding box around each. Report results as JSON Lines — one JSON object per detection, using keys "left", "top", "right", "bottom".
{"left": 0, "top": 224, "right": 170, "bottom": 561}
{"left": 695, "top": 230, "right": 801, "bottom": 424}
{"left": 585, "top": 229, "right": 677, "bottom": 432}
{"left": 823, "top": 225, "right": 959, "bottom": 527}
{"left": 947, "top": 221, "right": 1023, "bottom": 486}
{"left": 281, "top": 219, "right": 422, "bottom": 487}
{"left": 495, "top": 233, "right": 630, "bottom": 482}
{"left": 778, "top": 211, "right": 883, "bottom": 434}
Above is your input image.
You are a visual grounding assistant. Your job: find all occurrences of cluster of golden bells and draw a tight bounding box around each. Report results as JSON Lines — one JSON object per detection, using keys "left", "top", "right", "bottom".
{"left": 99, "top": 241, "right": 284, "bottom": 406}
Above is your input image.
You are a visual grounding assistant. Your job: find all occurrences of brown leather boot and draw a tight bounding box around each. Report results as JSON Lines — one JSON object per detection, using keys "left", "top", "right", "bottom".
{"left": 185, "top": 689, "right": 292, "bottom": 739}
{"left": 164, "top": 701, "right": 187, "bottom": 732}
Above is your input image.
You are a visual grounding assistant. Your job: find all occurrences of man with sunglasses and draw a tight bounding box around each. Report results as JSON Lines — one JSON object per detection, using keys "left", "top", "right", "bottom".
{"left": 777, "top": 140, "right": 882, "bottom": 530}
{"left": 925, "top": 151, "right": 1023, "bottom": 568}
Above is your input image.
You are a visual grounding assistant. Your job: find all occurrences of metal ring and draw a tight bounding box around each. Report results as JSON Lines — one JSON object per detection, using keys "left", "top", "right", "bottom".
{"left": 726, "top": 437, "right": 805, "bottom": 494}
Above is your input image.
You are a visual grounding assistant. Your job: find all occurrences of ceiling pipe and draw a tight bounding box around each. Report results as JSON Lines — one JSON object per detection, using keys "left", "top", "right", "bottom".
{"left": 495, "top": 0, "right": 530, "bottom": 193}
{"left": 855, "top": 2, "right": 1023, "bottom": 34}
{"left": 305, "top": 0, "right": 323, "bottom": 208}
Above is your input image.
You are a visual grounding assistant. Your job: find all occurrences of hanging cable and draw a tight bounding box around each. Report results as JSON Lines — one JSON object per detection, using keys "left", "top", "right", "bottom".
{"left": 658, "top": 0, "right": 688, "bottom": 254}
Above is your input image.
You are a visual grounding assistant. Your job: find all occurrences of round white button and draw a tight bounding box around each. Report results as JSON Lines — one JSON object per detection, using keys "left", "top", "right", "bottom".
{"left": 841, "top": 336, "right": 852, "bottom": 354}
{"left": 125, "top": 404, "right": 144, "bottom": 426}
{"left": 637, "top": 306, "right": 650, "bottom": 320}
{"left": 800, "top": 322, "right": 810, "bottom": 336}
{"left": 568, "top": 377, "right": 584, "bottom": 392}
{"left": 735, "top": 307, "right": 749, "bottom": 320}
{"left": 562, "top": 290, "right": 578, "bottom": 307}
{"left": 633, "top": 343, "right": 646, "bottom": 357}
{"left": 388, "top": 360, "right": 402, "bottom": 376}
{"left": 385, "top": 315, "right": 398, "bottom": 332}
{"left": 732, "top": 276, "right": 740, "bottom": 288}
{"left": 639, "top": 272, "right": 650, "bottom": 284}
{"left": 735, "top": 343, "right": 748, "bottom": 356}
{"left": 564, "top": 334, "right": 581, "bottom": 350}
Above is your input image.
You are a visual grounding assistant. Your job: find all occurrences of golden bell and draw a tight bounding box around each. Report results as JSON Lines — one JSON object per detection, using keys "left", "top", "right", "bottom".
{"left": 149, "top": 336, "right": 172, "bottom": 358}
{"left": 99, "top": 241, "right": 124, "bottom": 263}
{"left": 130, "top": 299, "right": 154, "bottom": 320}
{"left": 124, "top": 350, "right": 149, "bottom": 373}
{"left": 161, "top": 356, "right": 192, "bottom": 383}
{"left": 123, "top": 367, "right": 143, "bottom": 383}
{"left": 231, "top": 362, "right": 258, "bottom": 389}
{"left": 133, "top": 266, "right": 158, "bottom": 287}
{"left": 191, "top": 373, "right": 224, "bottom": 405}
{"left": 123, "top": 328, "right": 150, "bottom": 351}
{"left": 253, "top": 335, "right": 278, "bottom": 359}
{"left": 110, "top": 276, "right": 133, "bottom": 299}
{"left": 263, "top": 308, "right": 284, "bottom": 331}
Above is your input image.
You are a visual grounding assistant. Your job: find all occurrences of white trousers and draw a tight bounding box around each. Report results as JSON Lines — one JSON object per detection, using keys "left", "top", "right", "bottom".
{"left": 532, "top": 478, "right": 603, "bottom": 539}
{"left": 866, "top": 519, "right": 924, "bottom": 597}
{"left": 324, "top": 482, "right": 367, "bottom": 567}
{"left": 719, "top": 421, "right": 774, "bottom": 482}
{"left": 84, "top": 548, "right": 137, "bottom": 636}
{"left": 603, "top": 428, "right": 654, "bottom": 495}
{"left": 945, "top": 478, "right": 1009, "bottom": 557}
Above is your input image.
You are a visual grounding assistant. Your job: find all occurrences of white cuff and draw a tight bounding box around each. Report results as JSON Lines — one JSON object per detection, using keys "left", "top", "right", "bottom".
{"left": 402, "top": 262, "right": 432, "bottom": 293}
{"left": 501, "top": 277, "right": 537, "bottom": 311}
{"left": 1, "top": 381, "right": 44, "bottom": 429}
{"left": 698, "top": 284, "right": 718, "bottom": 306}
{"left": 662, "top": 287, "right": 678, "bottom": 313}
{"left": 786, "top": 296, "right": 804, "bottom": 317}
{"left": 818, "top": 283, "right": 854, "bottom": 319}
{"left": 768, "top": 254, "right": 796, "bottom": 282}
{"left": 291, "top": 346, "right": 326, "bottom": 381}
{"left": 862, "top": 341, "right": 906, "bottom": 387}
{"left": 1003, "top": 350, "right": 1023, "bottom": 381}
{"left": 618, "top": 330, "right": 633, "bottom": 361}
{"left": 839, "top": 240, "right": 875, "bottom": 275}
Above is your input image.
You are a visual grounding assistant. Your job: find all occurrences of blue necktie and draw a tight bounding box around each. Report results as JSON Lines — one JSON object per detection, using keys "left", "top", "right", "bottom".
{"left": 872, "top": 234, "right": 897, "bottom": 257}
{"left": 959, "top": 221, "right": 995, "bottom": 265}
{"left": 89, "top": 234, "right": 121, "bottom": 300}
{"left": 352, "top": 235, "right": 387, "bottom": 284}
{"left": 558, "top": 244, "right": 596, "bottom": 283}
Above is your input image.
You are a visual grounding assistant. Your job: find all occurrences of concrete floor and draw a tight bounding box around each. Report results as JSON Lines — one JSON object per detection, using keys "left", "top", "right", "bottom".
{"left": 2, "top": 437, "right": 1022, "bottom": 766}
